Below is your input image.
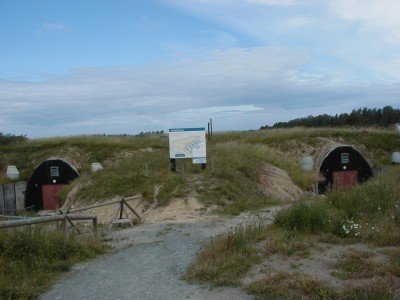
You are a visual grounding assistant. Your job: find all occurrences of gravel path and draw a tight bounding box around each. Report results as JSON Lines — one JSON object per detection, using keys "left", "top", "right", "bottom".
{"left": 40, "top": 208, "right": 279, "bottom": 300}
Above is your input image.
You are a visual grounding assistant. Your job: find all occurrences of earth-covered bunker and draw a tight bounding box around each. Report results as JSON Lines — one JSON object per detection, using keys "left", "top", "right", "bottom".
{"left": 25, "top": 158, "right": 79, "bottom": 210}
{"left": 316, "top": 144, "right": 373, "bottom": 194}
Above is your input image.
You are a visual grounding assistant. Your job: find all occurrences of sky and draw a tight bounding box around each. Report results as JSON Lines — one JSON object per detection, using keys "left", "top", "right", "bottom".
{"left": 0, "top": 0, "right": 399, "bottom": 138}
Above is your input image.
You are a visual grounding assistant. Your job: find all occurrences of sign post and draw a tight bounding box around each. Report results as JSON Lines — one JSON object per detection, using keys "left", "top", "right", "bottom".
{"left": 169, "top": 128, "right": 207, "bottom": 171}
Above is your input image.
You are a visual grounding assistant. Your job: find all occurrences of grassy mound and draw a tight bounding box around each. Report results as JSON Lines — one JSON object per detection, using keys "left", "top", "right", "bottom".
{"left": 1, "top": 128, "right": 397, "bottom": 214}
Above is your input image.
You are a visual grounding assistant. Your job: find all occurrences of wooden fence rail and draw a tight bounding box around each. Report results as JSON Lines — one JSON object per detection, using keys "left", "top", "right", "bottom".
{"left": 68, "top": 195, "right": 141, "bottom": 215}
{"left": 66, "top": 195, "right": 142, "bottom": 227}
{"left": 0, "top": 214, "right": 98, "bottom": 241}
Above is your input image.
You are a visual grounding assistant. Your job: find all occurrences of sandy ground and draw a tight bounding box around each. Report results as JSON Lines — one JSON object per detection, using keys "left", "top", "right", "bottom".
{"left": 67, "top": 195, "right": 214, "bottom": 227}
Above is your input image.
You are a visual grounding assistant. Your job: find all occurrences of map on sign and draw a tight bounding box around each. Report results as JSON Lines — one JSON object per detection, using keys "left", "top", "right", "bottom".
{"left": 169, "top": 128, "right": 206, "bottom": 159}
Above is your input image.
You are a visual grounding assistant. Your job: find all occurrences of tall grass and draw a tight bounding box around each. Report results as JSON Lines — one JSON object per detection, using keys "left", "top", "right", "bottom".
{"left": 246, "top": 272, "right": 336, "bottom": 299}
{"left": 1, "top": 128, "right": 397, "bottom": 214}
{"left": 72, "top": 149, "right": 186, "bottom": 205}
{"left": 0, "top": 135, "right": 167, "bottom": 184}
{"left": 275, "top": 168, "right": 400, "bottom": 244}
{"left": 198, "top": 141, "right": 315, "bottom": 214}
{"left": 275, "top": 200, "right": 346, "bottom": 235}
{"left": 328, "top": 169, "right": 400, "bottom": 218}
{"left": 62, "top": 139, "right": 315, "bottom": 212}
{"left": 216, "top": 127, "right": 398, "bottom": 165}
{"left": 184, "top": 223, "right": 267, "bottom": 286}
{"left": 0, "top": 227, "right": 106, "bottom": 299}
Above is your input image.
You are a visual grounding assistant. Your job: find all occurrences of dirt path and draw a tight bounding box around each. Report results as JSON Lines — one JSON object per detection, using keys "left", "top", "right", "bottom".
{"left": 39, "top": 207, "right": 280, "bottom": 300}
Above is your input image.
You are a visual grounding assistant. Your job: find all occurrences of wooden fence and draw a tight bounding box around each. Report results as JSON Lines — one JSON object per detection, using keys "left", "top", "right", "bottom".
{"left": 0, "top": 214, "right": 98, "bottom": 241}
{"left": 0, "top": 195, "right": 142, "bottom": 240}
{"left": 0, "top": 181, "right": 27, "bottom": 215}
{"left": 65, "top": 195, "right": 142, "bottom": 228}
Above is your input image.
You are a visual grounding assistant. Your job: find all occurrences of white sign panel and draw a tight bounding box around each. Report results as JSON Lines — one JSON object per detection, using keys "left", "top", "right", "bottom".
{"left": 169, "top": 128, "right": 206, "bottom": 159}
{"left": 193, "top": 157, "right": 207, "bottom": 164}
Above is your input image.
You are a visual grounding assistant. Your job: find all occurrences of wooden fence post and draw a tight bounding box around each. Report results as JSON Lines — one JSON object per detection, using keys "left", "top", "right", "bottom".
{"left": 122, "top": 199, "right": 142, "bottom": 221}
{"left": 63, "top": 217, "right": 69, "bottom": 241}
{"left": 93, "top": 217, "right": 98, "bottom": 238}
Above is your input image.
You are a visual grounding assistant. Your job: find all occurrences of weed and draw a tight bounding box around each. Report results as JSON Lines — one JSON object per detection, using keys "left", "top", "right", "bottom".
{"left": 331, "top": 248, "right": 386, "bottom": 280}
{"left": 0, "top": 226, "right": 106, "bottom": 298}
{"left": 341, "top": 276, "right": 397, "bottom": 299}
{"left": 264, "top": 225, "right": 315, "bottom": 257}
{"left": 386, "top": 249, "right": 400, "bottom": 276}
{"left": 184, "top": 223, "right": 268, "bottom": 286}
{"left": 328, "top": 168, "right": 400, "bottom": 218}
{"left": 246, "top": 272, "right": 336, "bottom": 299}
{"left": 274, "top": 199, "right": 346, "bottom": 235}
{"left": 275, "top": 168, "right": 400, "bottom": 245}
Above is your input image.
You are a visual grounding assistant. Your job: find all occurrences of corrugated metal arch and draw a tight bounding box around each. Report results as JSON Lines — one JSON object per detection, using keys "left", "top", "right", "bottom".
{"left": 316, "top": 143, "right": 373, "bottom": 173}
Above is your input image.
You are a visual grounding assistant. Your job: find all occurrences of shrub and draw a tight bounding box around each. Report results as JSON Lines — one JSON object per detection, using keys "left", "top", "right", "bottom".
{"left": 184, "top": 223, "right": 267, "bottom": 286}
{"left": 0, "top": 227, "right": 106, "bottom": 298}
{"left": 328, "top": 168, "right": 400, "bottom": 218}
{"left": 275, "top": 199, "right": 346, "bottom": 235}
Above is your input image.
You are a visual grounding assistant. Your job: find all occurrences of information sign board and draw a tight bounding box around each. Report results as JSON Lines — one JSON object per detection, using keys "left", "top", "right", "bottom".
{"left": 169, "top": 128, "right": 206, "bottom": 159}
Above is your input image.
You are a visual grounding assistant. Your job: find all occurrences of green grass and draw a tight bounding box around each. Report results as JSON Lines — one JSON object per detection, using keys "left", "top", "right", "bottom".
{"left": 0, "top": 226, "right": 106, "bottom": 299}
{"left": 341, "top": 276, "right": 397, "bottom": 299}
{"left": 216, "top": 127, "right": 399, "bottom": 166}
{"left": 274, "top": 168, "right": 400, "bottom": 245}
{"left": 1, "top": 128, "right": 397, "bottom": 214}
{"left": 246, "top": 272, "right": 397, "bottom": 299}
{"left": 264, "top": 225, "right": 316, "bottom": 257}
{"left": 66, "top": 149, "right": 187, "bottom": 206}
{"left": 57, "top": 138, "right": 315, "bottom": 212}
{"left": 275, "top": 199, "right": 346, "bottom": 235}
{"left": 184, "top": 223, "right": 267, "bottom": 286}
{"left": 185, "top": 167, "right": 400, "bottom": 298}
{"left": 197, "top": 141, "right": 315, "bottom": 214}
{"left": 328, "top": 169, "right": 400, "bottom": 218}
{"left": 331, "top": 248, "right": 386, "bottom": 280}
{"left": 246, "top": 272, "right": 336, "bottom": 299}
{"left": 0, "top": 135, "right": 168, "bottom": 184}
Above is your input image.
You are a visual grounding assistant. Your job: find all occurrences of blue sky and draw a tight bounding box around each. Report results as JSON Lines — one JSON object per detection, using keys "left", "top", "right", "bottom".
{"left": 0, "top": 0, "right": 399, "bottom": 137}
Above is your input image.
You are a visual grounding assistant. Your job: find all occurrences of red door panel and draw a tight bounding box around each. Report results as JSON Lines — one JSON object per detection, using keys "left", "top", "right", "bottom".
{"left": 42, "top": 185, "right": 64, "bottom": 210}
{"left": 333, "top": 170, "right": 358, "bottom": 190}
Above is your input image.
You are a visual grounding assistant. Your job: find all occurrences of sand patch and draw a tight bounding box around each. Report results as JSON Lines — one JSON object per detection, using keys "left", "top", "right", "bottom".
{"left": 141, "top": 197, "right": 208, "bottom": 224}
{"left": 259, "top": 163, "right": 303, "bottom": 202}
{"left": 68, "top": 196, "right": 209, "bottom": 225}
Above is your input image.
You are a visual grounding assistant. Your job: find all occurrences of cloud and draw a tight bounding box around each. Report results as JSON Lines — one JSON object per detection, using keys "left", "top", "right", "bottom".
{"left": 1, "top": 46, "right": 399, "bottom": 137}
{"left": 281, "top": 16, "right": 312, "bottom": 29}
{"left": 38, "top": 22, "right": 66, "bottom": 33}
{"left": 173, "top": 105, "right": 265, "bottom": 119}
{"left": 244, "top": 0, "right": 299, "bottom": 5}
{"left": 162, "top": 0, "right": 400, "bottom": 82}
{"left": 329, "top": 0, "right": 400, "bottom": 43}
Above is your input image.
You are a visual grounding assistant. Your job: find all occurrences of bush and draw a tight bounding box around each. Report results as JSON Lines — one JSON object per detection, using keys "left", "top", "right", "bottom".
{"left": 0, "top": 132, "right": 27, "bottom": 145}
{"left": 184, "top": 223, "right": 267, "bottom": 286}
{"left": 328, "top": 168, "right": 400, "bottom": 218}
{"left": 275, "top": 199, "right": 346, "bottom": 235}
{"left": 0, "top": 227, "right": 106, "bottom": 298}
